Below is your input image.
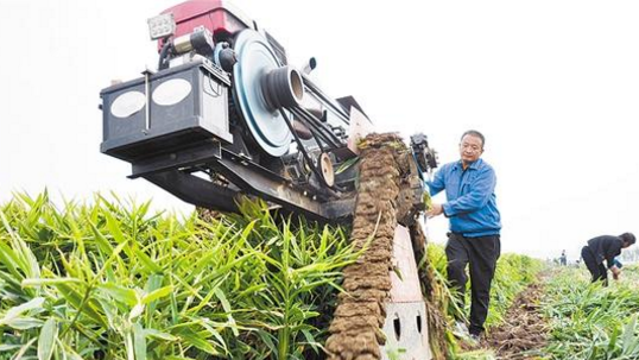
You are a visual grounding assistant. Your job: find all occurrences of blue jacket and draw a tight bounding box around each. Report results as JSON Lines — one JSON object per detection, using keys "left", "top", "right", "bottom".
{"left": 426, "top": 158, "right": 501, "bottom": 237}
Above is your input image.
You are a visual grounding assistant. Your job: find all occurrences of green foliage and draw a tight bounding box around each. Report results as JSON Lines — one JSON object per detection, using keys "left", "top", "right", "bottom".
{"left": 0, "top": 192, "right": 356, "bottom": 360}
{"left": 542, "top": 267, "right": 639, "bottom": 359}
{"left": 454, "top": 350, "right": 497, "bottom": 360}
{"left": 0, "top": 191, "right": 550, "bottom": 360}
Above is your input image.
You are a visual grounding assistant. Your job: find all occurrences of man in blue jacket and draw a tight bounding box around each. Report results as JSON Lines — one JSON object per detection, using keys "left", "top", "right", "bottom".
{"left": 426, "top": 130, "right": 501, "bottom": 340}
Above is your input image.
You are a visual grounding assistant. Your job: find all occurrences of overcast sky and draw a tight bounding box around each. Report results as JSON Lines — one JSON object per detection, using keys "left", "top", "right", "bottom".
{"left": 1, "top": 0, "right": 638, "bottom": 260}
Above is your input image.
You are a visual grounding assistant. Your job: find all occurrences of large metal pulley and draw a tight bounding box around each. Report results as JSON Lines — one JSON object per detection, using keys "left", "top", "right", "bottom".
{"left": 232, "top": 29, "right": 305, "bottom": 157}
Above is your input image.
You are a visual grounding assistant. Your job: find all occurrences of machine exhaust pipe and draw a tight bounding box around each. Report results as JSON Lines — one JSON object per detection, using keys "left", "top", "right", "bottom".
{"left": 302, "top": 57, "right": 317, "bottom": 75}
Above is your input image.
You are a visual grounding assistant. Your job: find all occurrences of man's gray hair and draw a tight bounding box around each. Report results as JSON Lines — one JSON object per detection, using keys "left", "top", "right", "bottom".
{"left": 461, "top": 130, "right": 486, "bottom": 149}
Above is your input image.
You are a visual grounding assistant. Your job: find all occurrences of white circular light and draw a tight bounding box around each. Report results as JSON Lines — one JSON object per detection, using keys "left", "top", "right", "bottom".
{"left": 152, "top": 78, "right": 192, "bottom": 106}
{"left": 110, "top": 91, "right": 146, "bottom": 118}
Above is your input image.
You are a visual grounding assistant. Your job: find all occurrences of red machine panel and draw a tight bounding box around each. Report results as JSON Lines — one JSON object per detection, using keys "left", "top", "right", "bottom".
{"left": 159, "top": 0, "right": 253, "bottom": 47}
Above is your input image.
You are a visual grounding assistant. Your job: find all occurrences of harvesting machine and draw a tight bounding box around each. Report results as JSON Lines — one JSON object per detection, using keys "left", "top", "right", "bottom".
{"left": 99, "top": 1, "right": 439, "bottom": 358}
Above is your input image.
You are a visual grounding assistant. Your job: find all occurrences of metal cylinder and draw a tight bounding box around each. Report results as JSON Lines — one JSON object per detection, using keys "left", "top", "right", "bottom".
{"left": 261, "top": 66, "right": 304, "bottom": 111}
{"left": 319, "top": 152, "right": 335, "bottom": 187}
{"left": 302, "top": 57, "right": 317, "bottom": 75}
{"left": 172, "top": 29, "right": 214, "bottom": 57}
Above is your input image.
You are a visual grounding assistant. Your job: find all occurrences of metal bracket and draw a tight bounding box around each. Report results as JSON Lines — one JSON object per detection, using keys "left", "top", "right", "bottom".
{"left": 129, "top": 139, "right": 221, "bottom": 179}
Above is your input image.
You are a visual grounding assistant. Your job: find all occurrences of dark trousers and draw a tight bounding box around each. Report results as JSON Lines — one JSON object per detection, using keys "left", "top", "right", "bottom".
{"left": 446, "top": 233, "right": 501, "bottom": 335}
{"left": 581, "top": 246, "right": 608, "bottom": 286}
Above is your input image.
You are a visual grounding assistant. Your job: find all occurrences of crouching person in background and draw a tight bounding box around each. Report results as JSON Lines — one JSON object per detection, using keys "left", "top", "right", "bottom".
{"left": 581, "top": 233, "right": 636, "bottom": 285}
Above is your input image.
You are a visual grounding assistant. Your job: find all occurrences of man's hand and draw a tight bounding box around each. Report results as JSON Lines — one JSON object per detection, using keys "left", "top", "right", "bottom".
{"left": 427, "top": 203, "right": 444, "bottom": 218}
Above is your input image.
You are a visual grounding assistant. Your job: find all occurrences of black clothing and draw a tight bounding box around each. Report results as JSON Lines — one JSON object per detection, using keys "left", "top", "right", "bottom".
{"left": 446, "top": 232, "right": 501, "bottom": 336}
{"left": 582, "top": 235, "right": 623, "bottom": 285}
{"left": 586, "top": 235, "right": 623, "bottom": 269}
{"left": 581, "top": 246, "right": 608, "bottom": 285}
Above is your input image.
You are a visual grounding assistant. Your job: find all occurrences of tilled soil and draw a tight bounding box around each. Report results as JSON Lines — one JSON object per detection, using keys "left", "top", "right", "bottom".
{"left": 483, "top": 283, "right": 548, "bottom": 359}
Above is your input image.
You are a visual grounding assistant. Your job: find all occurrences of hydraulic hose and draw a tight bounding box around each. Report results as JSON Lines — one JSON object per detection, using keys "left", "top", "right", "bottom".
{"left": 158, "top": 40, "right": 173, "bottom": 71}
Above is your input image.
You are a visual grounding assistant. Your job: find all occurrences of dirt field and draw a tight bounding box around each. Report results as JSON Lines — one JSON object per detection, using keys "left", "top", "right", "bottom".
{"left": 483, "top": 282, "right": 548, "bottom": 359}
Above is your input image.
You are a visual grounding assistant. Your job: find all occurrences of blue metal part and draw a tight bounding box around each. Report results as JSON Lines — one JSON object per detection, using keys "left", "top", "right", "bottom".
{"left": 233, "top": 29, "right": 293, "bottom": 157}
